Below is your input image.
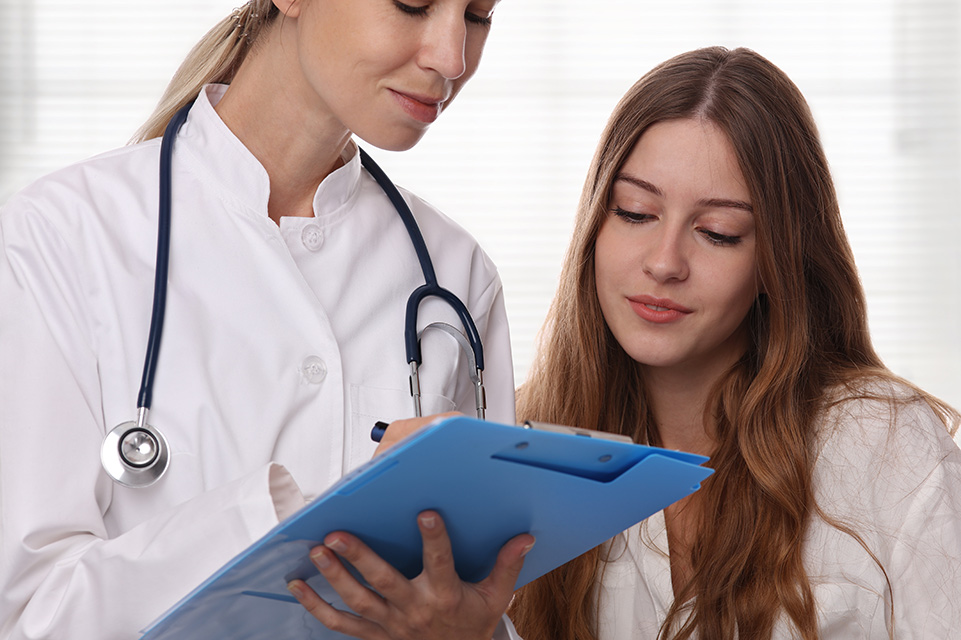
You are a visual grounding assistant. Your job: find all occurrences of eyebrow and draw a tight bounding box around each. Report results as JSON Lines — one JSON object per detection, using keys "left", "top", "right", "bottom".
{"left": 614, "top": 173, "right": 754, "bottom": 213}
{"left": 701, "top": 197, "right": 754, "bottom": 213}
{"left": 615, "top": 174, "right": 663, "bottom": 197}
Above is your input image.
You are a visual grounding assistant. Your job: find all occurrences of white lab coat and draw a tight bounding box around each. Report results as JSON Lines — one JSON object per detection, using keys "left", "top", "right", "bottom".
{"left": 0, "top": 85, "right": 517, "bottom": 639}
{"left": 595, "top": 381, "right": 961, "bottom": 638}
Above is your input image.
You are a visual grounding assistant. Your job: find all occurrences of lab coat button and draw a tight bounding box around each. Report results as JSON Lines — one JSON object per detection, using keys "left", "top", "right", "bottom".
{"left": 301, "top": 225, "right": 325, "bottom": 252}
{"left": 301, "top": 356, "right": 328, "bottom": 384}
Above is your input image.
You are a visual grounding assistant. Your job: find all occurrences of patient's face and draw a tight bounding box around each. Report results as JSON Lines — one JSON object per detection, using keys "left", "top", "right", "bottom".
{"left": 594, "top": 118, "right": 759, "bottom": 379}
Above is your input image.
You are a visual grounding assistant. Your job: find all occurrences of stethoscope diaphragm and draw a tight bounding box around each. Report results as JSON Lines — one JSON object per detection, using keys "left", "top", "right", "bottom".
{"left": 101, "top": 416, "right": 170, "bottom": 488}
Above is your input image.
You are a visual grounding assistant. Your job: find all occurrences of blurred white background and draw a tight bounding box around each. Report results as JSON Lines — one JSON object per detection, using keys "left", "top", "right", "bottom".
{"left": 1, "top": 0, "right": 959, "bottom": 412}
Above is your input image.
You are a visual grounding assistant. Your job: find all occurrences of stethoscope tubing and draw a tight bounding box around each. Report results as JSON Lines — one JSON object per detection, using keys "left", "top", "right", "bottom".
{"left": 357, "top": 148, "right": 484, "bottom": 371}
{"left": 139, "top": 116, "right": 487, "bottom": 409}
{"left": 137, "top": 100, "right": 193, "bottom": 411}
{"left": 104, "top": 100, "right": 487, "bottom": 488}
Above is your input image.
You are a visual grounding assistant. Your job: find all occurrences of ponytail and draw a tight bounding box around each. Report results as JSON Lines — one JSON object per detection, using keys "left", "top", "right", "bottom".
{"left": 131, "top": 0, "right": 280, "bottom": 142}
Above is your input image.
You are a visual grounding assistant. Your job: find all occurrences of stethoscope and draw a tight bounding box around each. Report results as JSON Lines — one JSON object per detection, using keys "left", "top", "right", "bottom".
{"left": 100, "top": 99, "right": 486, "bottom": 489}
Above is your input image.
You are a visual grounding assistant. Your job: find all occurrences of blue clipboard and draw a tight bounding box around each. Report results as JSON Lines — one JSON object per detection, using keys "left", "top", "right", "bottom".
{"left": 141, "top": 417, "right": 713, "bottom": 639}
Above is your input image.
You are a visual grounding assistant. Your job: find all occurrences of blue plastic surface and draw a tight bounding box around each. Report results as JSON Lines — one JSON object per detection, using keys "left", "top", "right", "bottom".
{"left": 141, "top": 417, "right": 713, "bottom": 639}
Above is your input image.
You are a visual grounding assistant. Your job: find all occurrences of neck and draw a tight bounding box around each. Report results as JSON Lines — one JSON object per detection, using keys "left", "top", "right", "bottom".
{"left": 644, "top": 366, "right": 718, "bottom": 456}
{"left": 214, "top": 21, "right": 352, "bottom": 224}
{"left": 644, "top": 327, "right": 752, "bottom": 455}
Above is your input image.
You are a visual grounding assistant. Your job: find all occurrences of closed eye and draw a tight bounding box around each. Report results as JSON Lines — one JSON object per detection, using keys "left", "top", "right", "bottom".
{"left": 700, "top": 229, "right": 742, "bottom": 246}
{"left": 466, "top": 11, "right": 493, "bottom": 26}
{"left": 611, "top": 207, "right": 655, "bottom": 224}
{"left": 393, "top": 1, "right": 493, "bottom": 26}
{"left": 393, "top": 1, "right": 429, "bottom": 17}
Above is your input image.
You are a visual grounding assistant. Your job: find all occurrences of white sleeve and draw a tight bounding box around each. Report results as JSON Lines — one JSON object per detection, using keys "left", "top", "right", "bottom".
{"left": 824, "top": 396, "right": 961, "bottom": 637}
{"left": 493, "top": 614, "right": 524, "bottom": 640}
{"left": 0, "top": 217, "right": 305, "bottom": 639}
{"left": 877, "top": 409, "right": 961, "bottom": 636}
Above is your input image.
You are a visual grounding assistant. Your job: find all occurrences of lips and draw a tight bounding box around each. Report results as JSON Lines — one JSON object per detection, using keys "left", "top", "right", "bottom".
{"left": 389, "top": 89, "right": 446, "bottom": 124}
{"left": 627, "top": 295, "right": 692, "bottom": 324}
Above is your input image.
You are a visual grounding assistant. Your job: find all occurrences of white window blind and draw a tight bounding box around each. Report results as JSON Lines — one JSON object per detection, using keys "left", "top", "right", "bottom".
{"left": 2, "top": 0, "right": 959, "bottom": 414}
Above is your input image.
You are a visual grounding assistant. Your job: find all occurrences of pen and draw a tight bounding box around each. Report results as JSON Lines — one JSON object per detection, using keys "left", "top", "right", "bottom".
{"left": 371, "top": 421, "right": 389, "bottom": 442}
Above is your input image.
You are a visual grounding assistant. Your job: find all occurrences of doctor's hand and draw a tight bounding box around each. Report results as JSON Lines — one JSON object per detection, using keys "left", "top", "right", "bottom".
{"left": 287, "top": 510, "right": 535, "bottom": 640}
{"left": 373, "top": 412, "right": 460, "bottom": 457}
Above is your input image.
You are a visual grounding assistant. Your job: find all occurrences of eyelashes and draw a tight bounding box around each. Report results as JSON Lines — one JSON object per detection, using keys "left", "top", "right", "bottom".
{"left": 700, "top": 230, "right": 742, "bottom": 247}
{"left": 392, "top": 1, "right": 494, "bottom": 27}
{"left": 393, "top": 1, "right": 428, "bottom": 15}
{"left": 465, "top": 11, "right": 493, "bottom": 27}
{"left": 610, "top": 206, "right": 651, "bottom": 224}
{"left": 609, "top": 207, "right": 743, "bottom": 247}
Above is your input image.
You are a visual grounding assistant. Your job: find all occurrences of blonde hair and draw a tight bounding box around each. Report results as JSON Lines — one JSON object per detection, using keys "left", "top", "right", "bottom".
{"left": 131, "top": 1, "right": 280, "bottom": 142}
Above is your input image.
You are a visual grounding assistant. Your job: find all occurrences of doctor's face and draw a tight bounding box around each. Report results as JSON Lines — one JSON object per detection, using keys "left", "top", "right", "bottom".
{"left": 284, "top": 0, "right": 499, "bottom": 151}
{"left": 594, "top": 118, "right": 760, "bottom": 379}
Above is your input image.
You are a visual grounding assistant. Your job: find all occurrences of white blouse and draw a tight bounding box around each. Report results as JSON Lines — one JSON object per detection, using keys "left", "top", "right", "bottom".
{"left": 596, "top": 384, "right": 961, "bottom": 638}
{"left": 0, "top": 85, "right": 515, "bottom": 639}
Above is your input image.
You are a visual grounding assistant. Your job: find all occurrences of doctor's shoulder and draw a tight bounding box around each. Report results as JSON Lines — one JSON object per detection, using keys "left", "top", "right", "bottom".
{"left": 391, "top": 182, "right": 502, "bottom": 286}
{"left": 0, "top": 138, "right": 164, "bottom": 236}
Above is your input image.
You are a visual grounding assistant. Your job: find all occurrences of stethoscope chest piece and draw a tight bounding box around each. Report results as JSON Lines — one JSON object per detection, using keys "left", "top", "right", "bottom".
{"left": 101, "top": 415, "right": 170, "bottom": 488}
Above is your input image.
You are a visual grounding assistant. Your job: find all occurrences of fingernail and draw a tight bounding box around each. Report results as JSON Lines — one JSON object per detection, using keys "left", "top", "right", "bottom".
{"left": 311, "top": 547, "right": 333, "bottom": 569}
{"left": 325, "top": 537, "right": 348, "bottom": 554}
{"left": 287, "top": 582, "right": 305, "bottom": 599}
{"left": 521, "top": 539, "right": 536, "bottom": 557}
{"left": 420, "top": 514, "right": 437, "bottom": 529}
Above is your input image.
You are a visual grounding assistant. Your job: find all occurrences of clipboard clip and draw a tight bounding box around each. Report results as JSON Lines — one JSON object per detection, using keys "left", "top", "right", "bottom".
{"left": 522, "top": 421, "right": 634, "bottom": 444}
{"left": 485, "top": 421, "right": 642, "bottom": 482}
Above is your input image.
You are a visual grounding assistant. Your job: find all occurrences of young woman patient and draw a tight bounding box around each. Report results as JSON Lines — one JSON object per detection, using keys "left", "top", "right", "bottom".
{"left": 508, "top": 46, "right": 961, "bottom": 639}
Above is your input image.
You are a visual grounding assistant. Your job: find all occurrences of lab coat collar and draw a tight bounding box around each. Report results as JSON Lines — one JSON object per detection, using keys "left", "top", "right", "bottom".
{"left": 178, "top": 84, "right": 362, "bottom": 221}
{"left": 311, "top": 139, "right": 361, "bottom": 225}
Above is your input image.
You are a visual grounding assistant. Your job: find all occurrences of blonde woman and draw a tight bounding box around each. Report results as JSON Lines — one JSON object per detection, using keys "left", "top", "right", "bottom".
{"left": 0, "top": 1, "right": 530, "bottom": 638}
{"left": 509, "top": 47, "right": 961, "bottom": 639}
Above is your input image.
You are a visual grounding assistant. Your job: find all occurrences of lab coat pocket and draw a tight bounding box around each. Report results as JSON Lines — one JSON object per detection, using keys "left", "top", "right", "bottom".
{"left": 348, "top": 384, "right": 456, "bottom": 469}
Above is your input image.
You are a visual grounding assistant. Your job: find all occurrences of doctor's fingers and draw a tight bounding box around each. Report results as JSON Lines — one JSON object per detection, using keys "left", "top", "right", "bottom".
{"left": 287, "top": 576, "right": 390, "bottom": 640}
{"left": 317, "top": 530, "right": 421, "bottom": 611}
{"left": 402, "top": 511, "right": 535, "bottom": 638}
{"left": 373, "top": 412, "right": 461, "bottom": 456}
{"left": 418, "top": 509, "right": 535, "bottom": 599}
{"left": 417, "top": 510, "right": 458, "bottom": 590}
{"left": 475, "top": 531, "right": 537, "bottom": 611}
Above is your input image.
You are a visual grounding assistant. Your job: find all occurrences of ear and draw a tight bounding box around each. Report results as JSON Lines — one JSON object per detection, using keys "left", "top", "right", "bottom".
{"left": 272, "top": 0, "right": 302, "bottom": 18}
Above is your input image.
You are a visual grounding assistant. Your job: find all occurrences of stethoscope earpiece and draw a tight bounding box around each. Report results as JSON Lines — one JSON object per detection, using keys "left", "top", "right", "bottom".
{"left": 101, "top": 415, "right": 170, "bottom": 488}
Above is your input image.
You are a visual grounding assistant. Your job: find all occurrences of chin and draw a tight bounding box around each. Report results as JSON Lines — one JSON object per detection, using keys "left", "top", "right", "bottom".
{"left": 621, "top": 340, "right": 694, "bottom": 370}
{"left": 356, "top": 126, "right": 428, "bottom": 153}
{"left": 622, "top": 347, "right": 675, "bottom": 368}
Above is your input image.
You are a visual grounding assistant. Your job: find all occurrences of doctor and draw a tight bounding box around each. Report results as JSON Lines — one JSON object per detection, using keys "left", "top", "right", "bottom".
{"left": 0, "top": 1, "right": 530, "bottom": 638}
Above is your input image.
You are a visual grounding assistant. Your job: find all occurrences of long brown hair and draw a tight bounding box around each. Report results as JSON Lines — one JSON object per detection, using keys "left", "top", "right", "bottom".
{"left": 509, "top": 46, "right": 958, "bottom": 640}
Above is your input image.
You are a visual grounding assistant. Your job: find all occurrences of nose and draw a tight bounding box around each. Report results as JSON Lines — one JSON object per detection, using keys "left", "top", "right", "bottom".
{"left": 642, "top": 226, "right": 689, "bottom": 283}
{"left": 419, "top": 14, "right": 469, "bottom": 80}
